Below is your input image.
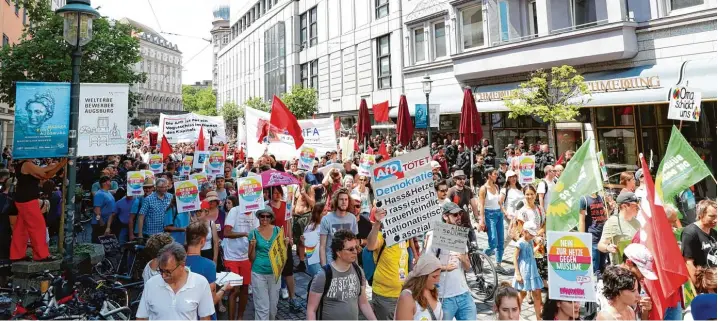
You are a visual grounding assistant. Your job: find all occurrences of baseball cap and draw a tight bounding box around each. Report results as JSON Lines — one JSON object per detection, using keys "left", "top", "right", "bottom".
{"left": 691, "top": 294, "right": 717, "bottom": 321}
{"left": 431, "top": 161, "right": 441, "bottom": 169}
{"left": 505, "top": 170, "right": 517, "bottom": 178}
{"left": 616, "top": 191, "right": 639, "bottom": 205}
{"left": 523, "top": 221, "right": 538, "bottom": 236}
{"left": 624, "top": 243, "right": 658, "bottom": 280}
{"left": 453, "top": 170, "right": 466, "bottom": 178}
{"left": 442, "top": 202, "right": 463, "bottom": 214}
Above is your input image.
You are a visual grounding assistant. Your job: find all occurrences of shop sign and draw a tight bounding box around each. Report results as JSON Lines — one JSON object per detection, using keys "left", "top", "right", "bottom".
{"left": 667, "top": 86, "right": 702, "bottom": 122}
{"left": 439, "top": 114, "right": 460, "bottom": 131}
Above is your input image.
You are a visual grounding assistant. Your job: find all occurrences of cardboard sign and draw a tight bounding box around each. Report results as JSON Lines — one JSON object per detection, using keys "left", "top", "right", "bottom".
{"left": 174, "top": 179, "right": 201, "bottom": 212}
{"left": 298, "top": 146, "right": 316, "bottom": 171}
{"left": 269, "top": 227, "right": 287, "bottom": 282}
{"left": 667, "top": 86, "right": 702, "bottom": 122}
{"left": 194, "top": 151, "right": 210, "bottom": 169}
{"left": 518, "top": 156, "right": 536, "bottom": 184}
{"left": 149, "top": 154, "right": 164, "bottom": 174}
{"left": 371, "top": 147, "right": 441, "bottom": 246}
{"left": 126, "top": 171, "right": 145, "bottom": 196}
{"left": 432, "top": 222, "right": 470, "bottom": 254}
{"left": 547, "top": 231, "right": 595, "bottom": 302}
{"left": 237, "top": 176, "right": 265, "bottom": 212}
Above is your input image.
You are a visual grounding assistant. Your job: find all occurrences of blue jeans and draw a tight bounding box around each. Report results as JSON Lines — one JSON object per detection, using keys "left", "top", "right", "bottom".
{"left": 441, "top": 291, "right": 476, "bottom": 320}
{"left": 484, "top": 209, "right": 504, "bottom": 264}
{"left": 592, "top": 243, "right": 607, "bottom": 274}
{"left": 307, "top": 263, "right": 321, "bottom": 277}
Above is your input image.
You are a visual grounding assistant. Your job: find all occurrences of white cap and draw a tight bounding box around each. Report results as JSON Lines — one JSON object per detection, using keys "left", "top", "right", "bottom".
{"left": 431, "top": 161, "right": 441, "bottom": 169}
{"left": 624, "top": 243, "right": 658, "bottom": 280}
{"left": 523, "top": 221, "right": 538, "bottom": 236}
{"left": 506, "top": 170, "right": 517, "bottom": 178}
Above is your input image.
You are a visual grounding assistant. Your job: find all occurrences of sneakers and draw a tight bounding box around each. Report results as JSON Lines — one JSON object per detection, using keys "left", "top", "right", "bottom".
{"left": 281, "top": 288, "right": 289, "bottom": 300}
{"left": 289, "top": 298, "right": 301, "bottom": 313}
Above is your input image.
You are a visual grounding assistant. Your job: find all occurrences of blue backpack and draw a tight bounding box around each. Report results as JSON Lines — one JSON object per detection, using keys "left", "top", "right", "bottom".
{"left": 361, "top": 243, "right": 385, "bottom": 286}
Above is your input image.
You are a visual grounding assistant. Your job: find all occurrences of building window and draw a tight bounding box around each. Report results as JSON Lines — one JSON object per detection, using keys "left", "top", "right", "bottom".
{"left": 14, "top": 0, "right": 19, "bottom": 16}
{"left": 300, "top": 7, "right": 317, "bottom": 48}
{"left": 528, "top": 1, "right": 538, "bottom": 36}
{"left": 376, "top": 34, "right": 391, "bottom": 89}
{"left": 264, "top": 22, "right": 286, "bottom": 100}
{"left": 433, "top": 22, "right": 447, "bottom": 58}
{"left": 309, "top": 7, "right": 318, "bottom": 46}
{"left": 300, "top": 11, "right": 308, "bottom": 46}
{"left": 413, "top": 28, "right": 425, "bottom": 63}
{"left": 376, "top": 0, "right": 389, "bottom": 19}
{"left": 2, "top": 34, "right": 9, "bottom": 48}
{"left": 499, "top": 1, "right": 509, "bottom": 42}
{"left": 669, "top": 0, "right": 704, "bottom": 10}
{"left": 460, "top": 5, "right": 484, "bottom": 50}
{"left": 301, "top": 63, "right": 309, "bottom": 88}
{"left": 223, "top": 34, "right": 229, "bottom": 44}
{"left": 311, "top": 60, "right": 318, "bottom": 89}
{"left": 571, "top": 0, "right": 597, "bottom": 27}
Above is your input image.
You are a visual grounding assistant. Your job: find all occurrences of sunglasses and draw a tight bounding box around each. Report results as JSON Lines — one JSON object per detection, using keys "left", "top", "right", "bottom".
{"left": 449, "top": 212, "right": 461, "bottom": 217}
{"left": 342, "top": 247, "right": 357, "bottom": 253}
{"left": 438, "top": 189, "right": 448, "bottom": 193}
{"left": 354, "top": 205, "right": 361, "bottom": 209}
{"left": 158, "top": 263, "right": 181, "bottom": 276}
{"left": 259, "top": 214, "right": 273, "bottom": 219}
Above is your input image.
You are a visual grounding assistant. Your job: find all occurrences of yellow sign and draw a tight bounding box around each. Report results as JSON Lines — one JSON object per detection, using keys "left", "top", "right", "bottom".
{"left": 269, "top": 227, "right": 287, "bottom": 282}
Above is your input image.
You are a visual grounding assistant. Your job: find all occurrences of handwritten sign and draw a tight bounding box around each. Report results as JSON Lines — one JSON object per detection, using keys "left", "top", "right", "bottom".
{"left": 667, "top": 86, "right": 702, "bottom": 122}
{"left": 174, "top": 179, "right": 200, "bottom": 212}
{"left": 237, "top": 176, "right": 264, "bottom": 212}
{"left": 269, "top": 227, "right": 287, "bottom": 282}
{"left": 432, "top": 222, "right": 470, "bottom": 253}
{"left": 547, "top": 231, "right": 595, "bottom": 302}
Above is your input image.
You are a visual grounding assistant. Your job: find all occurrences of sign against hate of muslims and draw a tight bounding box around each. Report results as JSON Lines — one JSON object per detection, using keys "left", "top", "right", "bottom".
{"left": 174, "top": 180, "right": 200, "bottom": 212}
{"left": 547, "top": 231, "right": 595, "bottom": 302}
{"left": 126, "top": 171, "right": 145, "bottom": 196}
{"left": 149, "top": 154, "right": 163, "bottom": 174}
{"left": 237, "top": 176, "right": 264, "bottom": 212}
{"left": 298, "top": 146, "right": 316, "bottom": 171}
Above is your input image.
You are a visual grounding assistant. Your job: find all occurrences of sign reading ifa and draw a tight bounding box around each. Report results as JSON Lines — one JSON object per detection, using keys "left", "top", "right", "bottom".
{"left": 373, "top": 157, "right": 430, "bottom": 182}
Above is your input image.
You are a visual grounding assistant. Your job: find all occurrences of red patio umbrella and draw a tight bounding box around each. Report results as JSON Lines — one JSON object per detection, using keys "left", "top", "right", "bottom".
{"left": 396, "top": 95, "right": 414, "bottom": 147}
{"left": 357, "top": 99, "right": 372, "bottom": 151}
{"left": 459, "top": 87, "right": 483, "bottom": 181}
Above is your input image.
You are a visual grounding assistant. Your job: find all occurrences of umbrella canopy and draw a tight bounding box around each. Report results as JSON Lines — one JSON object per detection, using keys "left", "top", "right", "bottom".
{"left": 260, "top": 169, "right": 300, "bottom": 187}
{"left": 357, "top": 99, "right": 372, "bottom": 142}
{"left": 459, "top": 87, "right": 483, "bottom": 148}
{"left": 396, "top": 95, "right": 414, "bottom": 147}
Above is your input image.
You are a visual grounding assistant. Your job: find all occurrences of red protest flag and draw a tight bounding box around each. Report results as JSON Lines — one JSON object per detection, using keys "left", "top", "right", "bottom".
{"left": 334, "top": 117, "right": 341, "bottom": 131}
{"left": 269, "top": 95, "right": 304, "bottom": 149}
{"left": 196, "top": 125, "right": 206, "bottom": 151}
{"left": 635, "top": 154, "right": 690, "bottom": 320}
{"left": 373, "top": 101, "right": 389, "bottom": 122}
{"left": 353, "top": 139, "right": 359, "bottom": 152}
{"left": 379, "top": 142, "right": 389, "bottom": 159}
{"left": 160, "top": 135, "right": 172, "bottom": 161}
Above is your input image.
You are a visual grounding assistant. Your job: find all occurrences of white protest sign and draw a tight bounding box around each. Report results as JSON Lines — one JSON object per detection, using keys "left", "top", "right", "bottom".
{"left": 206, "top": 151, "right": 225, "bottom": 175}
{"left": 174, "top": 179, "right": 201, "bottom": 212}
{"left": 194, "top": 151, "right": 210, "bottom": 169}
{"left": 190, "top": 173, "right": 208, "bottom": 186}
{"left": 547, "top": 231, "right": 595, "bottom": 302}
{"left": 371, "top": 147, "right": 441, "bottom": 246}
{"left": 149, "top": 154, "right": 163, "bottom": 174}
{"left": 126, "top": 171, "right": 145, "bottom": 196}
{"left": 358, "top": 154, "right": 375, "bottom": 177}
{"left": 518, "top": 156, "right": 536, "bottom": 184}
{"left": 237, "top": 176, "right": 264, "bottom": 212}
{"left": 77, "top": 83, "right": 129, "bottom": 156}
{"left": 432, "top": 222, "right": 470, "bottom": 254}
{"left": 667, "top": 86, "right": 702, "bottom": 122}
{"left": 298, "top": 146, "right": 316, "bottom": 171}
{"left": 179, "top": 155, "right": 193, "bottom": 176}
{"left": 160, "top": 113, "right": 227, "bottom": 144}
{"left": 245, "top": 107, "right": 338, "bottom": 161}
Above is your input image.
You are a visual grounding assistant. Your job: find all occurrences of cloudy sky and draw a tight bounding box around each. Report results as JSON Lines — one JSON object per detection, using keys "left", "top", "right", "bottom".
{"left": 91, "top": 0, "right": 230, "bottom": 85}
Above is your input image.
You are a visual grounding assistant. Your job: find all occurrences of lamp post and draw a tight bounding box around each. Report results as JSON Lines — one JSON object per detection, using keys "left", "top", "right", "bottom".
{"left": 422, "top": 74, "right": 433, "bottom": 148}
{"left": 55, "top": 0, "right": 100, "bottom": 264}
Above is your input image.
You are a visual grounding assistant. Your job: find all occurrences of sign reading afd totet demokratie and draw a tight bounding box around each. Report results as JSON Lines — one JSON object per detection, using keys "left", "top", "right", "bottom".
{"left": 371, "top": 147, "right": 441, "bottom": 247}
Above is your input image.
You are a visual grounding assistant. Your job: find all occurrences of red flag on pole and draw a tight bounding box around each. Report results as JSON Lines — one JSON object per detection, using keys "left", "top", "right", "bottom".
{"left": 353, "top": 139, "right": 359, "bottom": 152}
{"left": 373, "top": 101, "right": 389, "bottom": 122}
{"left": 160, "top": 135, "right": 172, "bottom": 161}
{"left": 635, "top": 154, "right": 690, "bottom": 320}
{"left": 334, "top": 117, "right": 341, "bottom": 131}
{"left": 196, "top": 125, "right": 206, "bottom": 151}
{"left": 269, "top": 95, "right": 305, "bottom": 149}
{"left": 379, "top": 142, "right": 389, "bottom": 159}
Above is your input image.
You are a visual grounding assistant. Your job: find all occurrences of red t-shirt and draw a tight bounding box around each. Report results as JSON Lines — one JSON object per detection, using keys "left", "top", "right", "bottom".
{"left": 270, "top": 201, "right": 288, "bottom": 236}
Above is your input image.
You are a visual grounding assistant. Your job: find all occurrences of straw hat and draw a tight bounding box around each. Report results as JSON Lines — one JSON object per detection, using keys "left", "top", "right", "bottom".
{"left": 143, "top": 177, "right": 155, "bottom": 187}
{"left": 205, "top": 191, "right": 220, "bottom": 203}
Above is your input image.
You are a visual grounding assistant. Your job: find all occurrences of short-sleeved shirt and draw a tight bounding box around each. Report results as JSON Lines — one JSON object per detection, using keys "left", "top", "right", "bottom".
{"left": 115, "top": 197, "right": 134, "bottom": 225}
{"left": 269, "top": 201, "right": 288, "bottom": 237}
{"left": 92, "top": 181, "right": 119, "bottom": 195}
{"left": 372, "top": 232, "right": 409, "bottom": 298}
{"left": 319, "top": 212, "right": 358, "bottom": 264}
{"left": 164, "top": 208, "right": 191, "bottom": 244}
{"left": 136, "top": 270, "right": 215, "bottom": 320}
{"left": 600, "top": 214, "right": 641, "bottom": 264}
{"left": 537, "top": 179, "right": 555, "bottom": 212}
{"left": 247, "top": 226, "right": 280, "bottom": 274}
{"left": 579, "top": 194, "right": 607, "bottom": 244}
{"left": 223, "top": 208, "right": 259, "bottom": 261}
{"left": 186, "top": 255, "right": 218, "bottom": 320}
{"left": 309, "top": 263, "right": 366, "bottom": 320}
{"left": 92, "top": 189, "right": 116, "bottom": 225}
{"left": 681, "top": 223, "right": 717, "bottom": 268}
{"left": 138, "top": 192, "right": 173, "bottom": 235}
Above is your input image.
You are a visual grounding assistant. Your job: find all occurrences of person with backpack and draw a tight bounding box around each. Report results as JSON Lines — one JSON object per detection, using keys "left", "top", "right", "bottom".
{"left": 536, "top": 165, "right": 556, "bottom": 213}
{"left": 306, "top": 229, "right": 376, "bottom": 320}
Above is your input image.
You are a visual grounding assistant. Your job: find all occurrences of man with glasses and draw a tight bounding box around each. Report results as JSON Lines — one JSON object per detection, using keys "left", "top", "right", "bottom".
{"left": 307, "top": 229, "right": 375, "bottom": 320}
{"left": 136, "top": 243, "right": 215, "bottom": 320}
{"left": 598, "top": 192, "right": 642, "bottom": 265}
{"left": 350, "top": 194, "right": 372, "bottom": 247}
{"left": 435, "top": 179, "right": 449, "bottom": 207}
{"left": 237, "top": 157, "right": 254, "bottom": 178}
{"left": 448, "top": 170, "right": 482, "bottom": 231}
{"left": 137, "top": 178, "right": 173, "bottom": 238}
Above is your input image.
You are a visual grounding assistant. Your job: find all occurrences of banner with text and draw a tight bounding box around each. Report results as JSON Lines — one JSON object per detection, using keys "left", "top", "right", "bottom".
{"left": 547, "top": 231, "right": 595, "bottom": 302}
{"left": 174, "top": 179, "right": 201, "bottom": 212}
{"left": 126, "top": 171, "right": 145, "bottom": 196}
{"left": 245, "top": 107, "right": 338, "bottom": 160}
{"left": 160, "top": 113, "right": 227, "bottom": 144}
{"left": 371, "top": 147, "right": 441, "bottom": 246}
{"left": 207, "top": 151, "right": 225, "bottom": 175}
{"left": 77, "top": 83, "right": 129, "bottom": 156}
{"left": 432, "top": 222, "right": 470, "bottom": 253}
{"left": 667, "top": 86, "right": 702, "bottom": 122}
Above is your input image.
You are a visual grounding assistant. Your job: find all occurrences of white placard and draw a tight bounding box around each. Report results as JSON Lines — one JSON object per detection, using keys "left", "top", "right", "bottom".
{"left": 432, "top": 222, "right": 470, "bottom": 254}
{"left": 358, "top": 154, "right": 375, "bottom": 177}
{"left": 77, "top": 83, "right": 130, "bottom": 156}
{"left": 160, "top": 113, "right": 227, "bottom": 144}
{"left": 174, "top": 179, "right": 201, "bottom": 212}
{"left": 194, "top": 151, "right": 210, "bottom": 169}
{"left": 667, "top": 86, "right": 702, "bottom": 122}
{"left": 371, "top": 147, "right": 441, "bottom": 246}
{"left": 298, "top": 146, "right": 317, "bottom": 171}
{"left": 245, "top": 107, "right": 338, "bottom": 161}
{"left": 547, "top": 231, "right": 596, "bottom": 302}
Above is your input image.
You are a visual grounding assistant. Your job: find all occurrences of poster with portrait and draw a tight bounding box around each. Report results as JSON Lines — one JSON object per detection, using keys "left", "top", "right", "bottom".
{"left": 12, "top": 82, "right": 70, "bottom": 159}
{"left": 77, "top": 83, "right": 130, "bottom": 156}
{"left": 149, "top": 154, "right": 164, "bottom": 174}
{"left": 194, "top": 151, "right": 210, "bottom": 169}
{"left": 207, "top": 151, "right": 225, "bottom": 175}
{"left": 174, "top": 179, "right": 201, "bottom": 212}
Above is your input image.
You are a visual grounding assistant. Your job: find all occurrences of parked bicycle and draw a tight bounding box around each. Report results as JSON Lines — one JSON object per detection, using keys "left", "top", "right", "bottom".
{"left": 464, "top": 231, "right": 499, "bottom": 302}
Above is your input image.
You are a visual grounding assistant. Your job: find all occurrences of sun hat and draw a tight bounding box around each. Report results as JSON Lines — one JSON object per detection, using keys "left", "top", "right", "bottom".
{"left": 255, "top": 208, "right": 275, "bottom": 219}
{"left": 205, "top": 191, "right": 220, "bottom": 203}
{"left": 430, "top": 161, "right": 441, "bottom": 169}
{"left": 523, "top": 221, "right": 538, "bottom": 236}
{"left": 453, "top": 170, "right": 466, "bottom": 178}
{"left": 407, "top": 253, "right": 442, "bottom": 279}
{"left": 505, "top": 170, "right": 517, "bottom": 178}
{"left": 143, "top": 177, "right": 155, "bottom": 187}
{"left": 624, "top": 244, "right": 658, "bottom": 280}
{"left": 200, "top": 200, "right": 211, "bottom": 210}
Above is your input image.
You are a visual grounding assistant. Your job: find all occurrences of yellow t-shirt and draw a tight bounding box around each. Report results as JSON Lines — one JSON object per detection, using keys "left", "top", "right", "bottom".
{"left": 372, "top": 233, "right": 409, "bottom": 298}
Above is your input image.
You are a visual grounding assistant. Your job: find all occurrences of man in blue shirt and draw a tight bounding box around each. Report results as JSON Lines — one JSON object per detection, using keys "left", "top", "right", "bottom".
{"left": 114, "top": 195, "right": 134, "bottom": 245}
{"left": 93, "top": 176, "right": 116, "bottom": 243}
{"left": 164, "top": 206, "right": 190, "bottom": 245}
{"left": 305, "top": 161, "right": 325, "bottom": 201}
{"left": 137, "top": 178, "right": 172, "bottom": 237}
{"left": 129, "top": 177, "right": 154, "bottom": 241}
{"left": 185, "top": 221, "right": 233, "bottom": 320}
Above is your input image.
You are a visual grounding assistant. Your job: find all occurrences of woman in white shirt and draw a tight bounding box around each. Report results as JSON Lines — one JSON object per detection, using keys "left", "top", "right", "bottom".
{"left": 394, "top": 254, "right": 443, "bottom": 321}
{"left": 500, "top": 170, "right": 524, "bottom": 248}
{"left": 140, "top": 233, "right": 174, "bottom": 283}
{"left": 351, "top": 175, "right": 372, "bottom": 218}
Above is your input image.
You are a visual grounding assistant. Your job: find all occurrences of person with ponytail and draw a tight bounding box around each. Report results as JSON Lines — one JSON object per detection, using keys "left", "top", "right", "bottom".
{"left": 493, "top": 281, "right": 521, "bottom": 320}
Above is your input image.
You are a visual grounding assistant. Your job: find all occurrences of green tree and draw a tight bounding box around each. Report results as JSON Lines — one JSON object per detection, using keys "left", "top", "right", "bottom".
{"left": 503, "top": 65, "right": 590, "bottom": 124}
{"left": 0, "top": 0, "right": 147, "bottom": 117}
{"left": 242, "top": 96, "right": 270, "bottom": 116}
{"left": 280, "top": 85, "right": 318, "bottom": 119}
{"left": 182, "top": 85, "right": 217, "bottom": 116}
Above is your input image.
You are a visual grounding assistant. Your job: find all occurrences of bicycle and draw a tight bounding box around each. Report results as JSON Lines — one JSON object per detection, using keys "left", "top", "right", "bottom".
{"left": 464, "top": 231, "right": 498, "bottom": 302}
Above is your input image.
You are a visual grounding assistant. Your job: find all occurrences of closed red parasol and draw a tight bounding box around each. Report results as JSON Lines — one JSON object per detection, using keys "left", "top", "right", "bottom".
{"left": 396, "top": 95, "right": 413, "bottom": 147}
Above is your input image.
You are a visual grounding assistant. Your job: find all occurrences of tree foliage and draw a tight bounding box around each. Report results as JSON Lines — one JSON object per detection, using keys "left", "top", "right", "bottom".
{"left": 0, "top": 0, "right": 146, "bottom": 117}
{"left": 219, "top": 101, "right": 241, "bottom": 125}
{"left": 243, "top": 96, "right": 270, "bottom": 114}
{"left": 503, "top": 65, "right": 591, "bottom": 124}
{"left": 182, "top": 85, "right": 217, "bottom": 116}
{"left": 280, "top": 85, "right": 318, "bottom": 119}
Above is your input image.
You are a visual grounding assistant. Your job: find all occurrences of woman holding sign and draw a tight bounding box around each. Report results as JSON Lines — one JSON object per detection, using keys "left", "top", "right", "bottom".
{"left": 248, "top": 208, "right": 283, "bottom": 320}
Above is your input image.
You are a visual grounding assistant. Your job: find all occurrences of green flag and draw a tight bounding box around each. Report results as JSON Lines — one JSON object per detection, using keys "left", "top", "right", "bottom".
{"left": 656, "top": 126, "right": 712, "bottom": 204}
{"left": 547, "top": 138, "right": 603, "bottom": 231}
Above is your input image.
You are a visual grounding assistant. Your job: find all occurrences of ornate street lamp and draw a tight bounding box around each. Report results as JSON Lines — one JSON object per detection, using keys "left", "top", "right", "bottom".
{"left": 55, "top": 0, "right": 100, "bottom": 263}
{"left": 422, "top": 74, "right": 433, "bottom": 148}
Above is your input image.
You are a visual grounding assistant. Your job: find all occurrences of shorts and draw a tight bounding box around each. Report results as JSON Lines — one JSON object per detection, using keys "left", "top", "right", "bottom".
{"left": 292, "top": 212, "right": 311, "bottom": 245}
{"left": 224, "top": 260, "right": 252, "bottom": 286}
{"left": 282, "top": 248, "right": 294, "bottom": 277}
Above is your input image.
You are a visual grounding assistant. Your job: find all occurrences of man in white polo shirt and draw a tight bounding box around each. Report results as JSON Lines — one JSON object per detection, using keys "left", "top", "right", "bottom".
{"left": 136, "top": 243, "right": 215, "bottom": 320}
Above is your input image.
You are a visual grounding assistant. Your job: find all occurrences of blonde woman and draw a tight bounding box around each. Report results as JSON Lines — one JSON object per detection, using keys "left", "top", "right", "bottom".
{"left": 394, "top": 254, "right": 443, "bottom": 320}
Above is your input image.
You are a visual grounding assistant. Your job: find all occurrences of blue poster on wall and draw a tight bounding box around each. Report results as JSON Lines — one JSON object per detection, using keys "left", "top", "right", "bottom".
{"left": 415, "top": 104, "right": 427, "bottom": 129}
{"left": 12, "top": 82, "right": 71, "bottom": 159}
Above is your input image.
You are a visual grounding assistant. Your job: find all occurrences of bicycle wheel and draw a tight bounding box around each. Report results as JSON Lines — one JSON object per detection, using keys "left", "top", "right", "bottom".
{"left": 466, "top": 251, "right": 498, "bottom": 302}
{"left": 95, "top": 258, "right": 115, "bottom": 277}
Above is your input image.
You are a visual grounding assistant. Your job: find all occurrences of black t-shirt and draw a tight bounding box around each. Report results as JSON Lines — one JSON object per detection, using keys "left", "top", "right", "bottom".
{"left": 681, "top": 223, "right": 717, "bottom": 268}
{"left": 357, "top": 215, "right": 372, "bottom": 241}
{"left": 448, "top": 186, "right": 474, "bottom": 228}
{"left": 344, "top": 168, "right": 358, "bottom": 178}
{"left": 579, "top": 194, "right": 607, "bottom": 244}
{"left": 471, "top": 164, "right": 485, "bottom": 187}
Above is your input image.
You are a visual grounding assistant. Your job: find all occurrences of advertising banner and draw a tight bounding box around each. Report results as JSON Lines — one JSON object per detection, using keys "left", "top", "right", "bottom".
{"left": 547, "top": 231, "right": 595, "bottom": 302}
{"left": 174, "top": 179, "right": 201, "bottom": 212}
{"left": 414, "top": 104, "right": 439, "bottom": 128}
{"left": 269, "top": 227, "right": 287, "bottom": 282}
{"left": 432, "top": 222, "right": 470, "bottom": 253}
{"left": 245, "top": 107, "right": 338, "bottom": 160}
{"left": 237, "top": 176, "right": 265, "bottom": 213}
{"left": 159, "top": 113, "right": 227, "bottom": 143}
{"left": 77, "top": 83, "right": 129, "bottom": 156}
{"left": 149, "top": 154, "right": 164, "bottom": 174}
{"left": 371, "top": 147, "right": 441, "bottom": 246}
{"left": 207, "top": 151, "right": 225, "bottom": 175}
{"left": 179, "top": 156, "right": 193, "bottom": 176}
{"left": 126, "top": 171, "right": 145, "bottom": 196}
{"left": 298, "top": 146, "right": 316, "bottom": 171}
{"left": 194, "top": 151, "right": 210, "bottom": 169}
{"left": 358, "top": 154, "right": 376, "bottom": 177}
{"left": 667, "top": 87, "right": 702, "bottom": 122}
{"left": 12, "top": 82, "right": 70, "bottom": 159}
{"left": 518, "top": 156, "right": 536, "bottom": 184}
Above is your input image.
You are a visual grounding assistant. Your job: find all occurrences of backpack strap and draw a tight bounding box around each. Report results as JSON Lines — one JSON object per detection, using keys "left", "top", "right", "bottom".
{"left": 317, "top": 264, "right": 333, "bottom": 320}
{"left": 351, "top": 262, "right": 364, "bottom": 297}
{"left": 375, "top": 241, "right": 387, "bottom": 265}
